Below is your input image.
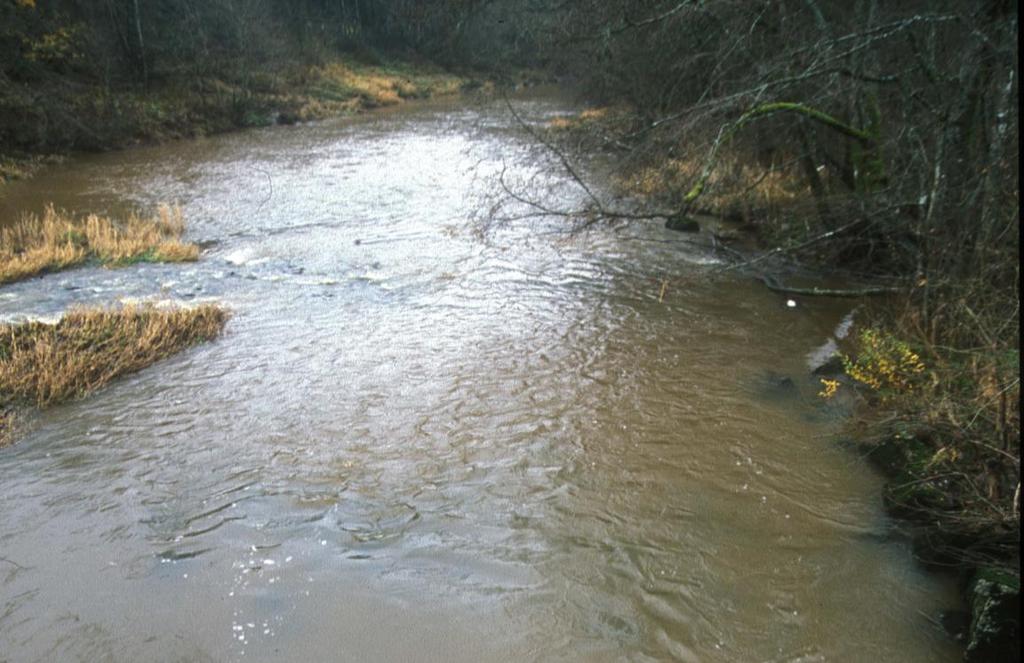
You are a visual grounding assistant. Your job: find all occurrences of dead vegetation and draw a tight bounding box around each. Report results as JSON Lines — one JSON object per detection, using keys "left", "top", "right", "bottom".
{"left": 0, "top": 55, "right": 472, "bottom": 162}
{"left": 0, "top": 302, "right": 228, "bottom": 446}
{"left": 0, "top": 204, "right": 199, "bottom": 284}
{"left": 287, "top": 60, "right": 467, "bottom": 122}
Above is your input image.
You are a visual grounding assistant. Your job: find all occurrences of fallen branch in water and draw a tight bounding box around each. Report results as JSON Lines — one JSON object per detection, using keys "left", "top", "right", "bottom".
{"left": 756, "top": 273, "right": 902, "bottom": 297}
{"left": 718, "top": 217, "right": 871, "bottom": 272}
{"left": 707, "top": 214, "right": 906, "bottom": 297}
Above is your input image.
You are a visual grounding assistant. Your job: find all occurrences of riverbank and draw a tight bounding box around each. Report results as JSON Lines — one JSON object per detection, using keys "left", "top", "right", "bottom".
{"left": 0, "top": 55, "right": 476, "bottom": 185}
{"left": 842, "top": 317, "right": 1020, "bottom": 661}
{"left": 547, "top": 104, "right": 1020, "bottom": 661}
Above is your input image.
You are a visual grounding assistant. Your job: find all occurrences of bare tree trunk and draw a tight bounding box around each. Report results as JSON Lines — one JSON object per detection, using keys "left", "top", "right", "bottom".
{"left": 797, "top": 124, "right": 834, "bottom": 228}
{"left": 132, "top": 0, "right": 147, "bottom": 86}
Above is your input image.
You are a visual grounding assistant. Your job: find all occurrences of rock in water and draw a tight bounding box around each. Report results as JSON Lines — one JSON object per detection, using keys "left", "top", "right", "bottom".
{"left": 812, "top": 354, "right": 846, "bottom": 377}
{"left": 966, "top": 570, "right": 1020, "bottom": 662}
{"left": 665, "top": 215, "right": 700, "bottom": 233}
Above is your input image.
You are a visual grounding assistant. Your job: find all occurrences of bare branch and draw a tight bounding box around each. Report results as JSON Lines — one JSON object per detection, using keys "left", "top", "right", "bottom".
{"left": 613, "top": 1, "right": 694, "bottom": 34}
{"left": 503, "top": 93, "right": 605, "bottom": 214}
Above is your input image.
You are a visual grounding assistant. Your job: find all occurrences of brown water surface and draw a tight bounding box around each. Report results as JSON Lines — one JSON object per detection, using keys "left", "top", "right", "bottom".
{"left": 0, "top": 92, "right": 960, "bottom": 662}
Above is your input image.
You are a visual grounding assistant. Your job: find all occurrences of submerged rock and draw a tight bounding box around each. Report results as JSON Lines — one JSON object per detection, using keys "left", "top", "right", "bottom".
{"left": 754, "top": 371, "right": 799, "bottom": 402}
{"left": 811, "top": 354, "right": 845, "bottom": 377}
{"left": 940, "top": 609, "right": 971, "bottom": 643}
{"left": 770, "top": 375, "right": 796, "bottom": 392}
{"left": 665, "top": 215, "right": 700, "bottom": 233}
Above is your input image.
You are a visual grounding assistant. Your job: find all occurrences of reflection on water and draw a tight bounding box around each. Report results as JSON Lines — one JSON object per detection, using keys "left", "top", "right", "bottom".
{"left": 0, "top": 93, "right": 959, "bottom": 662}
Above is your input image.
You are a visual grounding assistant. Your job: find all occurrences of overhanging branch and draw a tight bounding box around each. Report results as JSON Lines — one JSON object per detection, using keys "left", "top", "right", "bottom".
{"left": 683, "top": 102, "right": 874, "bottom": 205}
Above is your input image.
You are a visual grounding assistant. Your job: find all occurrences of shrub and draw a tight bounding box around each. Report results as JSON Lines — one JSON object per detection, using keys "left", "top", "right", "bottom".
{"left": 842, "top": 328, "right": 926, "bottom": 398}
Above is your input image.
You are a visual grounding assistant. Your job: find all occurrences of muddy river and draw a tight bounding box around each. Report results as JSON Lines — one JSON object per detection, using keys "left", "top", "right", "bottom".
{"left": 0, "top": 92, "right": 960, "bottom": 661}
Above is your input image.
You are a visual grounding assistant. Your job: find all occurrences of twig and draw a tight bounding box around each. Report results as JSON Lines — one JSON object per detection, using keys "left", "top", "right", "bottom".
{"left": 614, "top": 1, "right": 694, "bottom": 34}
{"left": 503, "top": 93, "right": 604, "bottom": 213}
{"left": 496, "top": 163, "right": 576, "bottom": 219}
{"left": 253, "top": 166, "right": 274, "bottom": 215}
{"left": 500, "top": 96, "right": 679, "bottom": 226}
{"left": 966, "top": 378, "right": 1020, "bottom": 431}
{"left": 720, "top": 217, "right": 870, "bottom": 272}
{"left": 621, "top": 14, "right": 959, "bottom": 141}
{"left": 0, "top": 556, "right": 27, "bottom": 570}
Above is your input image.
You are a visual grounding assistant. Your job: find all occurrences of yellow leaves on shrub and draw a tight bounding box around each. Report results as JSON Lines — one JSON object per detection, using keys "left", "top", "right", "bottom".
{"left": 928, "top": 446, "right": 962, "bottom": 468}
{"left": 818, "top": 378, "right": 840, "bottom": 399}
{"left": 842, "top": 328, "right": 926, "bottom": 397}
{"left": 23, "top": 25, "right": 82, "bottom": 66}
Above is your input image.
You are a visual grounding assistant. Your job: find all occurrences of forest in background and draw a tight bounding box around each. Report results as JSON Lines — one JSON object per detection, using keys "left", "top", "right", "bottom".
{"left": 0, "top": 0, "right": 491, "bottom": 161}
{"left": 2, "top": 1, "right": 1019, "bottom": 656}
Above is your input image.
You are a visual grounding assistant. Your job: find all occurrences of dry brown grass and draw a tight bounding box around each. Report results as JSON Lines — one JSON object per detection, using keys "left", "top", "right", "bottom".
{"left": 542, "top": 106, "right": 811, "bottom": 223}
{"left": 297, "top": 61, "right": 465, "bottom": 119}
{"left": 546, "top": 107, "right": 616, "bottom": 130}
{"left": 615, "top": 153, "right": 807, "bottom": 218}
{"left": 0, "top": 303, "right": 227, "bottom": 410}
{"left": 544, "top": 106, "right": 639, "bottom": 149}
{"left": 0, "top": 409, "right": 14, "bottom": 448}
{"left": 0, "top": 204, "right": 199, "bottom": 285}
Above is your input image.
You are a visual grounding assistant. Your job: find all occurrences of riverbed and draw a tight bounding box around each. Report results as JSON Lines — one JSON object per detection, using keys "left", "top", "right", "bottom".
{"left": 0, "top": 92, "right": 961, "bottom": 662}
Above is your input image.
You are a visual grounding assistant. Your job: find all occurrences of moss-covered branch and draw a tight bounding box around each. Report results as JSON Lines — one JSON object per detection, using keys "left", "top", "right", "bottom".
{"left": 684, "top": 102, "right": 874, "bottom": 205}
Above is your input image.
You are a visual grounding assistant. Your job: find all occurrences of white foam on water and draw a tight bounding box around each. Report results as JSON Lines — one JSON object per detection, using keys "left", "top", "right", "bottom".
{"left": 223, "top": 247, "right": 268, "bottom": 266}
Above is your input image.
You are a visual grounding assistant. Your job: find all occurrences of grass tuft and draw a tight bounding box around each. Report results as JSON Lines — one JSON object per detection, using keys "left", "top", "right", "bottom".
{"left": 0, "top": 303, "right": 227, "bottom": 409}
{"left": 0, "top": 204, "right": 199, "bottom": 284}
{"left": 295, "top": 60, "right": 465, "bottom": 120}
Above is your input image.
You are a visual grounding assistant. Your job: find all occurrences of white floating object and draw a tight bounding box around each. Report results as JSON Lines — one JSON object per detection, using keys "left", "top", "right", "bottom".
{"left": 786, "top": 299, "right": 797, "bottom": 308}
